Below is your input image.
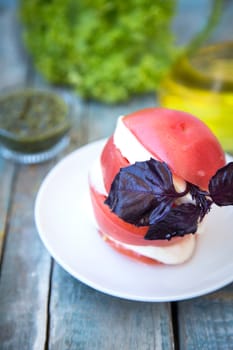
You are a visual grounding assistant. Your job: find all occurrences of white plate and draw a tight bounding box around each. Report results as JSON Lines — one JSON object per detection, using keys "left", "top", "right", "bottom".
{"left": 35, "top": 139, "right": 233, "bottom": 302}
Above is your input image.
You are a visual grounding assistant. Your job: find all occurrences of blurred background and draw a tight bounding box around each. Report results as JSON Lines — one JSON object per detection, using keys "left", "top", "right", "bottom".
{"left": 0, "top": 0, "right": 233, "bottom": 153}
{"left": 1, "top": 0, "right": 226, "bottom": 99}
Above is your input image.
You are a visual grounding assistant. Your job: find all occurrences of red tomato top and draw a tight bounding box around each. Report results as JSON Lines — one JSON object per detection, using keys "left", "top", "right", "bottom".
{"left": 123, "top": 108, "right": 225, "bottom": 189}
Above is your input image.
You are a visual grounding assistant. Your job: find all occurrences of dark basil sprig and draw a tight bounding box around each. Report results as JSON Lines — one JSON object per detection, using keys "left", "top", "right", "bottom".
{"left": 105, "top": 159, "right": 189, "bottom": 227}
{"left": 145, "top": 203, "right": 202, "bottom": 240}
{"left": 105, "top": 158, "right": 233, "bottom": 240}
{"left": 209, "top": 162, "right": 233, "bottom": 206}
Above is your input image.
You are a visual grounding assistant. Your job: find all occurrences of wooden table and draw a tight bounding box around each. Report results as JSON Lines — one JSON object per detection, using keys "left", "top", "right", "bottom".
{"left": 1, "top": 4, "right": 233, "bottom": 350}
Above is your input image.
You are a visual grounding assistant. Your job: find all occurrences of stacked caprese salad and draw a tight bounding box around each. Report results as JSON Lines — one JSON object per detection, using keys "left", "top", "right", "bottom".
{"left": 89, "top": 108, "right": 233, "bottom": 264}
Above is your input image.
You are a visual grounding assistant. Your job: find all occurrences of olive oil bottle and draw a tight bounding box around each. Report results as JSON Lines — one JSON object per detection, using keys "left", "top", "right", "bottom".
{"left": 159, "top": 39, "right": 233, "bottom": 152}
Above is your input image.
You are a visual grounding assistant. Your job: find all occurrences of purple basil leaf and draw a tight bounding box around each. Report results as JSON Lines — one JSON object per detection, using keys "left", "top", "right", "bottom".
{"left": 145, "top": 203, "right": 201, "bottom": 240}
{"left": 209, "top": 162, "right": 233, "bottom": 206}
{"left": 105, "top": 158, "right": 187, "bottom": 227}
{"left": 188, "top": 183, "right": 212, "bottom": 220}
{"left": 148, "top": 198, "right": 173, "bottom": 225}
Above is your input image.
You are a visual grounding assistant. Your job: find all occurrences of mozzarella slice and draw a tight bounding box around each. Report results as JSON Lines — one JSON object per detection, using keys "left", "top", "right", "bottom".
{"left": 102, "top": 231, "right": 196, "bottom": 264}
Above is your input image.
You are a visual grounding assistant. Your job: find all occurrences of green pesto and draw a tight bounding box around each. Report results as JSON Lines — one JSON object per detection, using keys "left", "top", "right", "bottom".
{"left": 0, "top": 89, "right": 70, "bottom": 153}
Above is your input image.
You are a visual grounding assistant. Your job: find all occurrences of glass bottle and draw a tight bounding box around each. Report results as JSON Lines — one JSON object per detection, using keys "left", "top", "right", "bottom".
{"left": 158, "top": 0, "right": 233, "bottom": 152}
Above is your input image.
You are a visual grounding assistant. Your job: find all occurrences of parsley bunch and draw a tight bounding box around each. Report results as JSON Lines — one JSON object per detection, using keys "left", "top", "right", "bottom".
{"left": 20, "top": 0, "right": 177, "bottom": 103}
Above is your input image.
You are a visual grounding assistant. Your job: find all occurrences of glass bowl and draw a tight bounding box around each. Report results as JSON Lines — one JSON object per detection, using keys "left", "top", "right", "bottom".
{"left": 0, "top": 86, "right": 71, "bottom": 164}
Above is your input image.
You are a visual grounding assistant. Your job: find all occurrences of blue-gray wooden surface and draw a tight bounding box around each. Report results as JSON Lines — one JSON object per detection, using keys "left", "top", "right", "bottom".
{"left": 0, "top": 3, "right": 233, "bottom": 350}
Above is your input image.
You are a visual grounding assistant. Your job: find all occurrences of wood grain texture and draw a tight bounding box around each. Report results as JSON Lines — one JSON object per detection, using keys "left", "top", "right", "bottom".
{"left": 0, "top": 162, "right": 55, "bottom": 350}
{"left": 85, "top": 93, "right": 156, "bottom": 142}
{"left": 0, "top": 8, "right": 27, "bottom": 88}
{"left": 0, "top": 159, "right": 15, "bottom": 263}
{"left": 0, "top": 15, "right": 69, "bottom": 350}
{"left": 178, "top": 283, "right": 233, "bottom": 350}
{"left": 48, "top": 263, "right": 175, "bottom": 350}
{"left": 0, "top": 3, "right": 29, "bottom": 265}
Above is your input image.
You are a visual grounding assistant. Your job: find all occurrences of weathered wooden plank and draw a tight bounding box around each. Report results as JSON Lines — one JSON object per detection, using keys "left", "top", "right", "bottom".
{"left": 178, "top": 283, "right": 233, "bottom": 350}
{"left": 0, "top": 89, "right": 90, "bottom": 349}
{"left": 0, "top": 1, "right": 18, "bottom": 8}
{"left": 0, "top": 4, "right": 26, "bottom": 264}
{"left": 0, "top": 158, "right": 15, "bottom": 263}
{"left": 48, "top": 263, "right": 175, "bottom": 350}
{"left": 67, "top": 93, "right": 90, "bottom": 150}
{"left": 85, "top": 93, "right": 156, "bottom": 141}
{"left": 0, "top": 162, "right": 54, "bottom": 350}
{"left": 0, "top": 8, "right": 27, "bottom": 87}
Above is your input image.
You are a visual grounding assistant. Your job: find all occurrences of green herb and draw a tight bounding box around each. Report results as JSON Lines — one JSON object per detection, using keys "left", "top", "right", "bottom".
{"left": 20, "top": 0, "right": 177, "bottom": 103}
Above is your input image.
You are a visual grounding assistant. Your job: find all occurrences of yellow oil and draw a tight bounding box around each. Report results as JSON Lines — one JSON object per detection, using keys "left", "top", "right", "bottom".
{"left": 158, "top": 41, "right": 233, "bottom": 152}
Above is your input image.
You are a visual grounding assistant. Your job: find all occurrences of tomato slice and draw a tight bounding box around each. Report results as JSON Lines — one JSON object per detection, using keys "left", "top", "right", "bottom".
{"left": 89, "top": 183, "right": 147, "bottom": 244}
{"left": 98, "top": 230, "right": 161, "bottom": 265}
{"left": 123, "top": 108, "right": 225, "bottom": 189}
{"left": 101, "top": 136, "right": 129, "bottom": 193}
{"left": 89, "top": 183, "right": 192, "bottom": 248}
